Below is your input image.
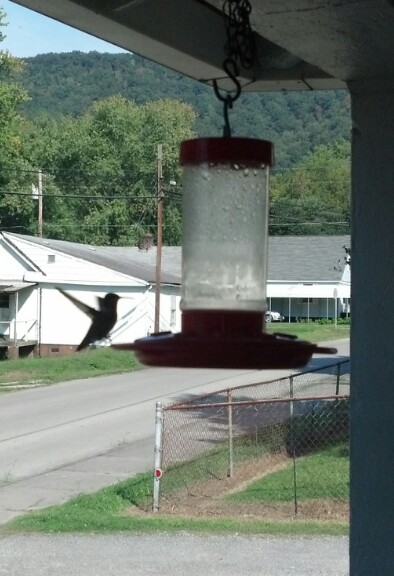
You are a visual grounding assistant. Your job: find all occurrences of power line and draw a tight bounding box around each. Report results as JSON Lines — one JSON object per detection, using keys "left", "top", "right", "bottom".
{"left": 0, "top": 190, "right": 161, "bottom": 200}
{"left": 269, "top": 221, "right": 349, "bottom": 227}
{"left": 39, "top": 222, "right": 173, "bottom": 230}
{"left": 2, "top": 165, "right": 159, "bottom": 180}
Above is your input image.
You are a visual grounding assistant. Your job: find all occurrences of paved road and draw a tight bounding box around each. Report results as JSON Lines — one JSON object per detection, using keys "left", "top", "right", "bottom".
{"left": 0, "top": 339, "right": 349, "bottom": 524}
{"left": 0, "top": 534, "right": 349, "bottom": 575}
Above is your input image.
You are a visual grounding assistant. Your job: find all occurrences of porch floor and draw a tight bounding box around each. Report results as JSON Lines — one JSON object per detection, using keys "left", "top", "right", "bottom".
{"left": 0, "top": 339, "right": 38, "bottom": 349}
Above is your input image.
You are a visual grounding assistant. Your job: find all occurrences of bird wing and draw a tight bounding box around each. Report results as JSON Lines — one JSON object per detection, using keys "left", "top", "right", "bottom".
{"left": 97, "top": 296, "right": 106, "bottom": 311}
{"left": 57, "top": 288, "right": 97, "bottom": 320}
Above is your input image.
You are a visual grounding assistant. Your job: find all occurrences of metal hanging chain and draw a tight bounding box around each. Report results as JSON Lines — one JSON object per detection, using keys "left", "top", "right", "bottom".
{"left": 213, "top": 0, "right": 256, "bottom": 137}
{"left": 223, "top": 0, "right": 255, "bottom": 71}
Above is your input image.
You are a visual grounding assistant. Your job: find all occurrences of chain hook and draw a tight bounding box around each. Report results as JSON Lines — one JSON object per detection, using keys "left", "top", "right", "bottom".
{"left": 213, "top": 0, "right": 254, "bottom": 138}
{"left": 213, "top": 59, "right": 242, "bottom": 137}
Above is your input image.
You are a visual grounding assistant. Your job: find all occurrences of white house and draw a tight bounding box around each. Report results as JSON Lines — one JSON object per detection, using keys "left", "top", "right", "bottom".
{"left": 0, "top": 231, "right": 350, "bottom": 357}
{"left": 0, "top": 232, "right": 180, "bottom": 357}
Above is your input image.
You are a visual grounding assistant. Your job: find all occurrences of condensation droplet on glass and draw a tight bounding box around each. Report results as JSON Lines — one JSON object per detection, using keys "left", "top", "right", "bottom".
{"left": 244, "top": 169, "right": 249, "bottom": 177}
{"left": 233, "top": 164, "right": 240, "bottom": 170}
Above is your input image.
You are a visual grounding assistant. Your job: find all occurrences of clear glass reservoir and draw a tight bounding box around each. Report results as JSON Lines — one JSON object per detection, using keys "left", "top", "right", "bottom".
{"left": 180, "top": 138, "right": 274, "bottom": 313}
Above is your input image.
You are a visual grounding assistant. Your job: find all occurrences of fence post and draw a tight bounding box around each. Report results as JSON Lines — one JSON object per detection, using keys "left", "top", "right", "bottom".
{"left": 152, "top": 401, "right": 163, "bottom": 513}
{"left": 289, "top": 375, "right": 298, "bottom": 515}
{"left": 335, "top": 362, "right": 341, "bottom": 396}
{"left": 227, "top": 389, "right": 234, "bottom": 478}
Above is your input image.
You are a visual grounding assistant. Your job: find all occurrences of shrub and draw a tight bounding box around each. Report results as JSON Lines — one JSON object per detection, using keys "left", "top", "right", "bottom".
{"left": 285, "top": 398, "right": 349, "bottom": 457}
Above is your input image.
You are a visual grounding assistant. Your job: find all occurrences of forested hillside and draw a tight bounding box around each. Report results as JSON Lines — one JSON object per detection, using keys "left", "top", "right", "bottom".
{"left": 1, "top": 30, "right": 351, "bottom": 245}
{"left": 18, "top": 51, "right": 351, "bottom": 171}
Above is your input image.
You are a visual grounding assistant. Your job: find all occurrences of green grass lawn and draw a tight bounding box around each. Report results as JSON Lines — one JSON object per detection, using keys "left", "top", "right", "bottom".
{"left": 0, "top": 348, "right": 140, "bottom": 389}
{"left": 1, "top": 473, "right": 348, "bottom": 537}
{"left": 0, "top": 323, "right": 349, "bottom": 390}
{"left": 266, "top": 321, "right": 350, "bottom": 343}
{"left": 1, "top": 442, "right": 349, "bottom": 537}
{"left": 230, "top": 443, "right": 349, "bottom": 503}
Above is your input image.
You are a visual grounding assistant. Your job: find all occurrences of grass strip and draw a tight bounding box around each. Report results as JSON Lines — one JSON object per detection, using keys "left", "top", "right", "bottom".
{"left": 0, "top": 348, "right": 140, "bottom": 388}
{"left": 160, "top": 438, "right": 273, "bottom": 495}
{"left": 0, "top": 324, "right": 348, "bottom": 390}
{"left": 266, "top": 322, "right": 349, "bottom": 342}
{"left": 1, "top": 443, "right": 349, "bottom": 537}
{"left": 230, "top": 443, "right": 349, "bottom": 503}
{"left": 1, "top": 485, "right": 348, "bottom": 537}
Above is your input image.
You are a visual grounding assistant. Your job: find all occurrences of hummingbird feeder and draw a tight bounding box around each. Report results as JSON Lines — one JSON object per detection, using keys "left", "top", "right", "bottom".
{"left": 113, "top": 0, "right": 336, "bottom": 368}
{"left": 116, "top": 136, "right": 336, "bottom": 369}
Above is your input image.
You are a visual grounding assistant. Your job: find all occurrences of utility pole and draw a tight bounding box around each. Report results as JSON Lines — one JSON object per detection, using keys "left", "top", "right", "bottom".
{"left": 154, "top": 144, "right": 163, "bottom": 333}
{"left": 38, "top": 169, "right": 43, "bottom": 237}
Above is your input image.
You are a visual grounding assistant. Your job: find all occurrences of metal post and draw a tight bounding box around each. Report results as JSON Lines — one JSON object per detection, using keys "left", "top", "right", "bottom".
{"left": 227, "top": 389, "right": 234, "bottom": 478}
{"left": 335, "top": 361, "right": 341, "bottom": 396}
{"left": 38, "top": 169, "right": 43, "bottom": 238}
{"left": 289, "top": 375, "right": 298, "bottom": 515}
{"left": 333, "top": 288, "right": 338, "bottom": 328}
{"left": 38, "top": 287, "right": 42, "bottom": 357}
{"left": 152, "top": 401, "right": 163, "bottom": 512}
{"left": 13, "top": 291, "right": 19, "bottom": 346}
{"left": 154, "top": 144, "right": 163, "bottom": 333}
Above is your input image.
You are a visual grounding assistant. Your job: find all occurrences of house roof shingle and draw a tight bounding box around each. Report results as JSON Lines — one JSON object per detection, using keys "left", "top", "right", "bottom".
{"left": 3, "top": 233, "right": 350, "bottom": 285}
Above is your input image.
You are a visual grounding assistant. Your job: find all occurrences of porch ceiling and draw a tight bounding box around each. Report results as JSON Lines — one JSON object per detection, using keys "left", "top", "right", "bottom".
{"left": 10, "top": 1, "right": 394, "bottom": 92}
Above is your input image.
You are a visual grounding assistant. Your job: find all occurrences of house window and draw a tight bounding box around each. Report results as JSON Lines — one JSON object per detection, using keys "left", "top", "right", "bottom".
{"left": 0, "top": 294, "right": 10, "bottom": 308}
{"left": 302, "top": 298, "right": 314, "bottom": 303}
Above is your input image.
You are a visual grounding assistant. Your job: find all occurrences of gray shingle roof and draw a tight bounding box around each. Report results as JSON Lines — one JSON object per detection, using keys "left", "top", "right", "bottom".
{"left": 5, "top": 233, "right": 350, "bottom": 285}
{"left": 268, "top": 235, "right": 350, "bottom": 282}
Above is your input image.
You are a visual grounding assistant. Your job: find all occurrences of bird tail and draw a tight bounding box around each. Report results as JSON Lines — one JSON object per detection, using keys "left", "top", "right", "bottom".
{"left": 76, "top": 340, "right": 89, "bottom": 352}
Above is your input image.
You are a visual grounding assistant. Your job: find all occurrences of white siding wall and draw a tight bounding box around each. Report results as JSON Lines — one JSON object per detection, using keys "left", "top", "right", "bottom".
{"left": 144, "top": 287, "right": 181, "bottom": 336}
{"left": 38, "top": 285, "right": 181, "bottom": 346}
{"left": 41, "top": 286, "right": 133, "bottom": 345}
{"left": 14, "top": 287, "right": 39, "bottom": 341}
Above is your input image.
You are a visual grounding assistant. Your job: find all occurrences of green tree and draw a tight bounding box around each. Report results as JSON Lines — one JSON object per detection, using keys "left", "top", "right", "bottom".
{"left": 269, "top": 140, "right": 350, "bottom": 235}
{"left": 0, "top": 7, "right": 33, "bottom": 232}
{"left": 21, "top": 95, "right": 196, "bottom": 244}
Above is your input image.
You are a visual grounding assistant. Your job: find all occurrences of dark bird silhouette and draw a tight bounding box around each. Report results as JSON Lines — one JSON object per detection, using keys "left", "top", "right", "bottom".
{"left": 58, "top": 289, "right": 120, "bottom": 351}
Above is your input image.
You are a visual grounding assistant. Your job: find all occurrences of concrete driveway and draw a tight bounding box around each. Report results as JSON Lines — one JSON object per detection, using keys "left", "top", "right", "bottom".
{"left": 0, "top": 534, "right": 349, "bottom": 576}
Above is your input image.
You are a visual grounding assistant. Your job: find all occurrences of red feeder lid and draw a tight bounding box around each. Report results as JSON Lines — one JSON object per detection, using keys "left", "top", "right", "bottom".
{"left": 180, "top": 137, "right": 274, "bottom": 167}
{"left": 113, "top": 332, "right": 336, "bottom": 370}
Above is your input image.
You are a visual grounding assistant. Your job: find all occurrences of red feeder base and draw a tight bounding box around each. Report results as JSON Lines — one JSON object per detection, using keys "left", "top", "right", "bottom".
{"left": 112, "top": 311, "right": 337, "bottom": 370}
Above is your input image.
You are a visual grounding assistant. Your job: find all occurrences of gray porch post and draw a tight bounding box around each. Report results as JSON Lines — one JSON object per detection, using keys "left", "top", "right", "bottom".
{"left": 13, "top": 291, "right": 19, "bottom": 345}
{"left": 349, "top": 81, "right": 394, "bottom": 575}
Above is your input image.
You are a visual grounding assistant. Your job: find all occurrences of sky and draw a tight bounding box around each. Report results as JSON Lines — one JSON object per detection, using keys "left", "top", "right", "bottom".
{"left": 1, "top": 0, "right": 127, "bottom": 57}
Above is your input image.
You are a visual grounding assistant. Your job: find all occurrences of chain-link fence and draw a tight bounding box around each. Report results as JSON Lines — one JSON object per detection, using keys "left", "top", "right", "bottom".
{"left": 153, "top": 360, "right": 350, "bottom": 521}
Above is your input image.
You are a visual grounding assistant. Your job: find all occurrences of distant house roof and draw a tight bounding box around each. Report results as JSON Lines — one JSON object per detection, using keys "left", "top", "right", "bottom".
{"left": 267, "top": 235, "right": 350, "bottom": 282}
{"left": 1, "top": 233, "right": 148, "bottom": 287}
{"left": 3, "top": 233, "right": 350, "bottom": 285}
{"left": 0, "top": 282, "right": 36, "bottom": 293}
